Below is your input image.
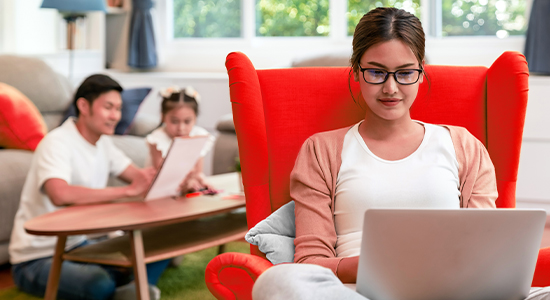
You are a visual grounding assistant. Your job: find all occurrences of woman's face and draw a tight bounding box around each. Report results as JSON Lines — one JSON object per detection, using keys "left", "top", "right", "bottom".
{"left": 163, "top": 105, "right": 197, "bottom": 138}
{"left": 356, "top": 39, "right": 423, "bottom": 123}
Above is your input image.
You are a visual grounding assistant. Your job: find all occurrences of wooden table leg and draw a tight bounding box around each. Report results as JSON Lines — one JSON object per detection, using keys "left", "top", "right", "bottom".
{"left": 44, "top": 235, "right": 67, "bottom": 300}
{"left": 130, "top": 230, "right": 150, "bottom": 300}
{"left": 218, "top": 244, "right": 226, "bottom": 255}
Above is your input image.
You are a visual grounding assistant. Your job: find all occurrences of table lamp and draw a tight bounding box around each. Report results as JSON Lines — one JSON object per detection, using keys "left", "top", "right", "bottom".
{"left": 41, "top": 0, "right": 107, "bottom": 50}
{"left": 41, "top": 0, "right": 106, "bottom": 82}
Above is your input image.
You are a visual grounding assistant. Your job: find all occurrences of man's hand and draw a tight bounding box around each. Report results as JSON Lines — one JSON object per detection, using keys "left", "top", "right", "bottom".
{"left": 126, "top": 167, "right": 156, "bottom": 197}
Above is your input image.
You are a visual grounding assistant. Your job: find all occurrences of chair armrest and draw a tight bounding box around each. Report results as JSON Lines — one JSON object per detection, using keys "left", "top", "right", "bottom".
{"left": 532, "top": 247, "right": 550, "bottom": 287}
{"left": 205, "top": 252, "right": 273, "bottom": 300}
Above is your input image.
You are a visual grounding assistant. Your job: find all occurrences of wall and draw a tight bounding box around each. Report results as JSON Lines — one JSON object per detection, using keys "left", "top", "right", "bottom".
{"left": 0, "top": 0, "right": 58, "bottom": 54}
{"left": 517, "top": 75, "right": 550, "bottom": 211}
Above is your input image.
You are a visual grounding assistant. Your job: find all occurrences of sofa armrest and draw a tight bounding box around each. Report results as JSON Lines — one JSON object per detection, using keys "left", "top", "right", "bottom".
{"left": 532, "top": 247, "right": 550, "bottom": 287}
{"left": 205, "top": 252, "right": 273, "bottom": 300}
{"left": 0, "top": 150, "right": 34, "bottom": 264}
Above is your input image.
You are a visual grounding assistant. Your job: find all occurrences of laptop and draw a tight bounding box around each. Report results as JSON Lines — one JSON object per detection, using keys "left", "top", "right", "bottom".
{"left": 356, "top": 208, "right": 546, "bottom": 300}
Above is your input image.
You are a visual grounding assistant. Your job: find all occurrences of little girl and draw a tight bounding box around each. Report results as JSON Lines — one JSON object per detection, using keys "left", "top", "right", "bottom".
{"left": 146, "top": 86, "right": 216, "bottom": 193}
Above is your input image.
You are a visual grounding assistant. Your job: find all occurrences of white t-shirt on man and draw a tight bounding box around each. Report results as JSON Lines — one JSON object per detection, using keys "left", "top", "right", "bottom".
{"left": 334, "top": 121, "right": 460, "bottom": 258}
{"left": 9, "top": 118, "right": 132, "bottom": 264}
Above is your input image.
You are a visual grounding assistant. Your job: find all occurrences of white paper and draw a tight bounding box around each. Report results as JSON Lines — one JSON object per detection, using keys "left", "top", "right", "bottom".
{"left": 144, "top": 136, "right": 209, "bottom": 201}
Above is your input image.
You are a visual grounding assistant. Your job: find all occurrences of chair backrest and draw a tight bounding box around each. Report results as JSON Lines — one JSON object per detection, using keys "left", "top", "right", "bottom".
{"left": 227, "top": 51, "right": 529, "bottom": 257}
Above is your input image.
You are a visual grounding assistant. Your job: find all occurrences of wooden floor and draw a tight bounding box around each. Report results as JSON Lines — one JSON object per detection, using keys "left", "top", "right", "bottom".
{"left": 2, "top": 225, "right": 550, "bottom": 290}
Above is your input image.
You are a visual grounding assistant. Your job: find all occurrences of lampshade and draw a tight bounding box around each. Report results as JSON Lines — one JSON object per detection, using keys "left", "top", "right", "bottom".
{"left": 40, "top": 0, "right": 106, "bottom": 13}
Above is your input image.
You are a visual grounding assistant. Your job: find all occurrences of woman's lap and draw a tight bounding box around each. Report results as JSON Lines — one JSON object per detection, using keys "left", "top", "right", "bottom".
{"left": 253, "top": 263, "right": 550, "bottom": 300}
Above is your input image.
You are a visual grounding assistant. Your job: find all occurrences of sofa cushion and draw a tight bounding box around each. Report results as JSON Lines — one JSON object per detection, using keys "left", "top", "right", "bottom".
{"left": 115, "top": 88, "right": 152, "bottom": 134}
{"left": 0, "top": 83, "right": 47, "bottom": 151}
{"left": 61, "top": 87, "right": 152, "bottom": 135}
{"left": 245, "top": 201, "right": 295, "bottom": 264}
{"left": 0, "top": 55, "right": 72, "bottom": 114}
{"left": 291, "top": 50, "right": 351, "bottom": 67}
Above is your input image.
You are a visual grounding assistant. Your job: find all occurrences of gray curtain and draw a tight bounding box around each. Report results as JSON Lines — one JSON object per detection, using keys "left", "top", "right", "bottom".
{"left": 128, "top": 0, "right": 157, "bottom": 69}
{"left": 524, "top": 0, "right": 550, "bottom": 75}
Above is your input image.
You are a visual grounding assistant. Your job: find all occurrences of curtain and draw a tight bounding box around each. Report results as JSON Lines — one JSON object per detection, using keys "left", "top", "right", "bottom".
{"left": 128, "top": 0, "right": 157, "bottom": 69}
{"left": 524, "top": 0, "right": 550, "bottom": 75}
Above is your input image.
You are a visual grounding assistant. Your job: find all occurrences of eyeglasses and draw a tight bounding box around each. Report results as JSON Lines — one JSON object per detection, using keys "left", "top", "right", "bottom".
{"left": 359, "top": 66, "right": 423, "bottom": 85}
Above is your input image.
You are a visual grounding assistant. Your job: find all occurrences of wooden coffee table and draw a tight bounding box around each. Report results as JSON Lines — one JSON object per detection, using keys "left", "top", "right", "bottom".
{"left": 24, "top": 172, "right": 247, "bottom": 300}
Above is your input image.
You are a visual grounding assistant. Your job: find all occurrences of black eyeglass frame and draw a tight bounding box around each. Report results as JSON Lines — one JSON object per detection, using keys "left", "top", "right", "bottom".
{"left": 359, "top": 66, "right": 424, "bottom": 85}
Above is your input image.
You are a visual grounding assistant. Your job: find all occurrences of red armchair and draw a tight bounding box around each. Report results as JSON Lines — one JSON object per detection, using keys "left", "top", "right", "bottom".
{"left": 205, "top": 51, "right": 550, "bottom": 299}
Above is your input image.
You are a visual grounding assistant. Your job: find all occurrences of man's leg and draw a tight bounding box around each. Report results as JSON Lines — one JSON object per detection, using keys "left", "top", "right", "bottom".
{"left": 12, "top": 258, "right": 115, "bottom": 300}
{"left": 146, "top": 259, "right": 170, "bottom": 285}
{"left": 252, "top": 264, "right": 368, "bottom": 300}
{"left": 109, "top": 259, "right": 170, "bottom": 300}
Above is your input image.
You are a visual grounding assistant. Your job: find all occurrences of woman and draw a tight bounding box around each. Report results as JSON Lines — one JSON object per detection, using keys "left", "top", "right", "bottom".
{"left": 252, "top": 7, "right": 550, "bottom": 300}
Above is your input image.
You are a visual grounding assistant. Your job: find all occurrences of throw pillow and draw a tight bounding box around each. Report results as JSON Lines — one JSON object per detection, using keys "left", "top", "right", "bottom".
{"left": 0, "top": 83, "right": 47, "bottom": 151}
{"left": 245, "top": 201, "right": 296, "bottom": 264}
{"left": 61, "top": 87, "right": 152, "bottom": 135}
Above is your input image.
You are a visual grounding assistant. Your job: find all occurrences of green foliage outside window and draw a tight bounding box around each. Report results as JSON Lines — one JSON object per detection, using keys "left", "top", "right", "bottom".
{"left": 256, "top": 0, "right": 330, "bottom": 36}
{"left": 173, "top": 0, "right": 241, "bottom": 38}
{"left": 172, "top": 0, "right": 526, "bottom": 39}
{"left": 441, "top": 0, "right": 526, "bottom": 37}
{"left": 347, "top": 0, "right": 421, "bottom": 36}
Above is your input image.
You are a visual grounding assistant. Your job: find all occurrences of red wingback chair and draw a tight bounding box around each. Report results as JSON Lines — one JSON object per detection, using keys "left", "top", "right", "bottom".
{"left": 205, "top": 51, "right": 550, "bottom": 299}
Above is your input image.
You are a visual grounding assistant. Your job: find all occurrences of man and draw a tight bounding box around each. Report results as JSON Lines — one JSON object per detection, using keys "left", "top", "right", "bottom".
{"left": 9, "top": 75, "right": 167, "bottom": 300}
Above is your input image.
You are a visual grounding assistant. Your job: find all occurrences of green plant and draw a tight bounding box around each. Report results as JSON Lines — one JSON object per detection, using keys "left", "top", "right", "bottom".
{"left": 234, "top": 156, "right": 241, "bottom": 172}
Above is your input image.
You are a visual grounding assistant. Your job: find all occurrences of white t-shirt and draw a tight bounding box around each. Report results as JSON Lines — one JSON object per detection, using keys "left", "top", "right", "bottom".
{"left": 9, "top": 118, "right": 132, "bottom": 264}
{"left": 334, "top": 121, "right": 460, "bottom": 258}
{"left": 144, "top": 125, "right": 216, "bottom": 167}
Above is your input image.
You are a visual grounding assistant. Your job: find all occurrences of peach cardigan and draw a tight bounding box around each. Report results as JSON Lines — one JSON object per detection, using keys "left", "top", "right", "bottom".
{"left": 291, "top": 124, "right": 498, "bottom": 274}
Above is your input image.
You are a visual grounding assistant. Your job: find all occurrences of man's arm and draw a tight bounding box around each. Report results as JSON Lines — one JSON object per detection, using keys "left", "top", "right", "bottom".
{"left": 117, "top": 164, "right": 155, "bottom": 184}
{"left": 44, "top": 164, "right": 155, "bottom": 206}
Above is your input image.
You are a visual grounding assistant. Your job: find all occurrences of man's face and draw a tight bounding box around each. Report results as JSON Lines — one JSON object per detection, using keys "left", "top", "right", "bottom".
{"left": 80, "top": 90, "right": 122, "bottom": 136}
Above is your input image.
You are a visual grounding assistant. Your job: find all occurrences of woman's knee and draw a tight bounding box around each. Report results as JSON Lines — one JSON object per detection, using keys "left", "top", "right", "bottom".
{"left": 253, "top": 264, "right": 339, "bottom": 299}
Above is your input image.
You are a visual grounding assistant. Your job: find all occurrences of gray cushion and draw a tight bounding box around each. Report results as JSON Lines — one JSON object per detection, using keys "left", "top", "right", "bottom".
{"left": 291, "top": 50, "right": 352, "bottom": 68}
{"left": 245, "top": 201, "right": 296, "bottom": 264}
{"left": 0, "top": 55, "right": 72, "bottom": 114}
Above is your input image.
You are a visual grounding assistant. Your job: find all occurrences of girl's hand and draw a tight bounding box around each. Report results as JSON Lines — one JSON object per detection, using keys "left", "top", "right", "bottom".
{"left": 178, "top": 172, "right": 214, "bottom": 194}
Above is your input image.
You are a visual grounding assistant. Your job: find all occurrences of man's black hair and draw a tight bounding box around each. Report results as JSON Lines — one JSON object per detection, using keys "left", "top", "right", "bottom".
{"left": 73, "top": 74, "right": 123, "bottom": 116}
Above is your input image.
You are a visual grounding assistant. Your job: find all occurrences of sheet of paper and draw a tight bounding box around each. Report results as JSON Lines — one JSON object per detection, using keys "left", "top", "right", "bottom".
{"left": 145, "top": 136, "right": 209, "bottom": 201}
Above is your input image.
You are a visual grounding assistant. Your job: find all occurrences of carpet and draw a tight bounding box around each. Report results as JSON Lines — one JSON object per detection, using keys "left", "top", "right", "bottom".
{"left": 0, "top": 241, "right": 250, "bottom": 300}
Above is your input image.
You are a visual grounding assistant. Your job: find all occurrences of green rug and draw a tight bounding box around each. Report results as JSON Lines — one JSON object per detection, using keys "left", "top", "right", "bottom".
{"left": 0, "top": 241, "right": 250, "bottom": 300}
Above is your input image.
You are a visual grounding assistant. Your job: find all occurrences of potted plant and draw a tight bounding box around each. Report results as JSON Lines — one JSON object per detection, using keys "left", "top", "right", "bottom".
{"left": 235, "top": 157, "right": 243, "bottom": 191}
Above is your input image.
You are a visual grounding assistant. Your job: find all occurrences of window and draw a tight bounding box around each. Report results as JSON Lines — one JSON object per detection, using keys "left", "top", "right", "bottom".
{"left": 255, "top": 0, "right": 330, "bottom": 36}
{"left": 441, "top": 0, "right": 527, "bottom": 37}
{"left": 170, "top": 0, "right": 528, "bottom": 39}
{"left": 347, "top": 0, "right": 421, "bottom": 36}
{"left": 173, "top": 0, "right": 242, "bottom": 38}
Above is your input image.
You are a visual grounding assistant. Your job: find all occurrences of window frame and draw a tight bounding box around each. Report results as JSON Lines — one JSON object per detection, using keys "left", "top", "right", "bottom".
{"left": 157, "top": 0, "right": 531, "bottom": 71}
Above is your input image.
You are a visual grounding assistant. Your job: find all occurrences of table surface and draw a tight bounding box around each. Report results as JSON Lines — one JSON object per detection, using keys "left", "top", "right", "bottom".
{"left": 24, "top": 172, "right": 246, "bottom": 236}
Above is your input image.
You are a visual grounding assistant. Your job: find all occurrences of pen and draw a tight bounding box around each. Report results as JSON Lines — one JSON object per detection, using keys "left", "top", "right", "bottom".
{"left": 185, "top": 192, "right": 202, "bottom": 198}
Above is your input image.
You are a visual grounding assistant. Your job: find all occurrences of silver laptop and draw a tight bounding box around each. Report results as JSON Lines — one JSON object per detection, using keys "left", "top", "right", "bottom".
{"left": 356, "top": 209, "right": 546, "bottom": 300}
